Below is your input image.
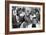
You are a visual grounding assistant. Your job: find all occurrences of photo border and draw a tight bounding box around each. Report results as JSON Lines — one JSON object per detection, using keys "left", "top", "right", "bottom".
{"left": 5, "top": 1, "right": 45, "bottom": 34}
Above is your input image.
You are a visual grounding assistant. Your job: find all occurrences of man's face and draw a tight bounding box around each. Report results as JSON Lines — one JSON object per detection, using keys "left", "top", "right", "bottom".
{"left": 25, "top": 8, "right": 31, "bottom": 16}
{"left": 19, "top": 11, "right": 25, "bottom": 17}
{"left": 13, "top": 10, "right": 17, "bottom": 16}
{"left": 32, "top": 19, "right": 37, "bottom": 24}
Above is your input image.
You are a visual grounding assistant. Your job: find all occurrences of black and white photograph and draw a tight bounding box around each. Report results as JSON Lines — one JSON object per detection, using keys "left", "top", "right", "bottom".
{"left": 5, "top": 1, "right": 45, "bottom": 34}
{"left": 12, "top": 6, "right": 40, "bottom": 28}
{"left": 7, "top": 2, "right": 44, "bottom": 33}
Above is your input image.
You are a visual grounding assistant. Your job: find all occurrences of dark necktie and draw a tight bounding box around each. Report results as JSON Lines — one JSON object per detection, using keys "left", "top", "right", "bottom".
{"left": 32, "top": 24, "right": 36, "bottom": 28}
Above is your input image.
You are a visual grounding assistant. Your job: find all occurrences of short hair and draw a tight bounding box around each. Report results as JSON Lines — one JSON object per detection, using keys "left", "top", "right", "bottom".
{"left": 32, "top": 17, "right": 39, "bottom": 23}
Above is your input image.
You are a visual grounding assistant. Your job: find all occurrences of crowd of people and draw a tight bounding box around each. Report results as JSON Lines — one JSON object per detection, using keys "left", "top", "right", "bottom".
{"left": 12, "top": 6, "right": 40, "bottom": 28}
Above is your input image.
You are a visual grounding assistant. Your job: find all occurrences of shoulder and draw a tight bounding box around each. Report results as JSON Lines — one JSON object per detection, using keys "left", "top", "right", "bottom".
{"left": 26, "top": 23, "right": 32, "bottom": 28}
